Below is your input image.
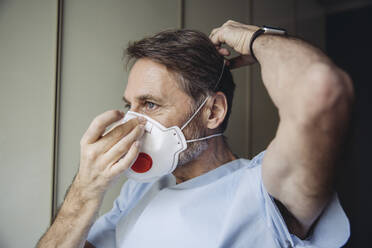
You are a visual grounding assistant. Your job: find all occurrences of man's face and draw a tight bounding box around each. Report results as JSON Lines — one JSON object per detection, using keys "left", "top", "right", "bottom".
{"left": 123, "top": 58, "right": 209, "bottom": 166}
{"left": 123, "top": 58, "right": 194, "bottom": 128}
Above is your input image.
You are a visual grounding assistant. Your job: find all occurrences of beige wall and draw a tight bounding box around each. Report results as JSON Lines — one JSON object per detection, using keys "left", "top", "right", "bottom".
{"left": 0, "top": 0, "right": 57, "bottom": 247}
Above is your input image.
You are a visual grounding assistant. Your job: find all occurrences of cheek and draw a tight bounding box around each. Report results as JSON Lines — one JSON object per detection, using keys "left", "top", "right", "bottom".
{"left": 150, "top": 108, "right": 185, "bottom": 128}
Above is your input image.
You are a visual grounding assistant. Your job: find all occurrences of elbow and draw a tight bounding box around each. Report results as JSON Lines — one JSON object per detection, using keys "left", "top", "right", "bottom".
{"left": 299, "top": 63, "right": 354, "bottom": 126}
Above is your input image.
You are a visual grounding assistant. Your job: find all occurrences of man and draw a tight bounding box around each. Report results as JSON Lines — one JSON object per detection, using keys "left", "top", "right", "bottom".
{"left": 37, "top": 20, "right": 353, "bottom": 247}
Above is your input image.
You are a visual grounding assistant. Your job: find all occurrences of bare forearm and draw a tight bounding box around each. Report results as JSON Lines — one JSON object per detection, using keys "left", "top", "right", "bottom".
{"left": 253, "top": 34, "right": 330, "bottom": 88}
{"left": 37, "top": 176, "right": 103, "bottom": 248}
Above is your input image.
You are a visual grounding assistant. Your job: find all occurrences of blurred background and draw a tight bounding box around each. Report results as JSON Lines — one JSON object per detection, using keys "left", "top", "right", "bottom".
{"left": 0, "top": 0, "right": 371, "bottom": 247}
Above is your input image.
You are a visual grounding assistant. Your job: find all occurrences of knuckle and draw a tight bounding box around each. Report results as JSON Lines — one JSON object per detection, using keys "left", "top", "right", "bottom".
{"left": 111, "top": 128, "right": 123, "bottom": 139}
{"left": 224, "top": 25, "right": 232, "bottom": 31}
{"left": 85, "top": 148, "right": 99, "bottom": 160}
{"left": 113, "top": 110, "right": 123, "bottom": 118}
{"left": 109, "top": 110, "right": 124, "bottom": 122}
{"left": 224, "top": 20, "right": 234, "bottom": 26}
{"left": 106, "top": 109, "right": 120, "bottom": 117}
{"left": 102, "top": 170, "right": 112, "bottom": 181}
{"left": 91, "top": 119, "right": 103, "bottom": 131}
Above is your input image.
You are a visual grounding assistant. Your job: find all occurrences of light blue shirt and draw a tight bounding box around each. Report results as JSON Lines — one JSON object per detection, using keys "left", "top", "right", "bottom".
{"left": 87, "top": 151, "right": 350, "bottom": 247}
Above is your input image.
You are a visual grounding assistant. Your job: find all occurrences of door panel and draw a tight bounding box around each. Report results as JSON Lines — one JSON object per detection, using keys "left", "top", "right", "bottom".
{"left": 0, "top": 0, "right": 57, "bottom": 246}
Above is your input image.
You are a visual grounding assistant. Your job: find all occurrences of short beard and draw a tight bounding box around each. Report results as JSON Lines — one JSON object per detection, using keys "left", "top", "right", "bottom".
{"left": 177, "top": 106, "right": 209, "bottom": 167}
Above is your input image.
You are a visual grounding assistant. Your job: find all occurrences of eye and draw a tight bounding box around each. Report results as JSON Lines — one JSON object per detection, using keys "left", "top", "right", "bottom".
{"left": 124, "top": 103, "right": 131, "bottom": 110}
{"left": 145, "top": 101, "right": 158, "bottom": 110}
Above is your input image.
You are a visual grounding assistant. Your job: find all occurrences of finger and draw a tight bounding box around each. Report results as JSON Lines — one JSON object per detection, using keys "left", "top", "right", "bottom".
{"left": 96, "top": 117, "right": 145, "bottom": 152}
{"left": 81, "top": 110, "right": 124, "bottom": 145}
{"left": 209, "top": 26, "right": 226, "bottom": 45}
{"left": 209, "top": 27, "right": 220, "bottom": 39}
{"left": 101, "top": 123, "right": 145, "bottom": 166}
{"left": 224, "top": 20, "right": 257, "bottom": 30}
{"left": 209, "top": 28, "right": 227, "bottom": 46}
{"left": 108, "top": 140, "right": 141, "bottom": 178}
{"left": 218, "top": 47, "right": 230, "bottom": 56}
{"left": 222, "top": 19, "right": 241, "bottom": 27}
{"left": 229, "top": 55, "right": 256, "bottom": 69}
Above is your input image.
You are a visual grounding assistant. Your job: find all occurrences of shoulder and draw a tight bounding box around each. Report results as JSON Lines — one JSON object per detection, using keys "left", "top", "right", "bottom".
{"left": 235, "top": 151, "right": 266, "bottom": 183}
{"left": 236, "top": 151, "right": 266, "bottom": 170}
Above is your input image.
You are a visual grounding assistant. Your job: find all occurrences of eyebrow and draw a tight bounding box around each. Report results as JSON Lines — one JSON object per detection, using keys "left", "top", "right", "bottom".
{"left": 122, "top": 94, "right": 164, "bottom": 104}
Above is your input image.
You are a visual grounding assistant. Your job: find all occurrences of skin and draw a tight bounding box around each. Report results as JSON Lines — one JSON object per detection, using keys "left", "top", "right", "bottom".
{"left": 37, "top": 20, "right": 353, "bottom": 248}
{"left": 210, "top": 20, "right": 354, "bottom": 238}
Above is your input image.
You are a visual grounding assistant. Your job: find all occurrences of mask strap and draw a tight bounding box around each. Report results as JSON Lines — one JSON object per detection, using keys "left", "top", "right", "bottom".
{"left": 213, "top": 60, "right": 226, "bottom": 91}
{"left": 181, "top": 97, "right": 209, "bottom": 131}
{"left": 180, "top": 60, "right": 226, "bottom": 131}
{"left": 186, "top": 133, "right": 223, "bottom": 143}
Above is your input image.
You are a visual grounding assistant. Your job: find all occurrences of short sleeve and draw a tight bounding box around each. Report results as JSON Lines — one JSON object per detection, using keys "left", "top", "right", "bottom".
{"left": 253, "top": 151, "right": 350, "bottom": 248}
{"left": 86, "top": 179, "right": 152, "bottom": 247}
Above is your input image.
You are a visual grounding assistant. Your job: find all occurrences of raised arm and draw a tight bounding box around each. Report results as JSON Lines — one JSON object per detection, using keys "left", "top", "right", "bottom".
{"left": 210, "top": 20, "right": 353, "bottom": 238}
{"left": 37, "top": 110, "right": 145, "bottom": 248}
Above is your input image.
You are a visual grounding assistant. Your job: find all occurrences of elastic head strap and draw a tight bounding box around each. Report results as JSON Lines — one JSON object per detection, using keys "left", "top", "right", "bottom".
{"left": 186, "top": 133, "right": 223, "bottom": 143}
{"left": 181, "top": 97, "right": 209, "bottom": 130}
{"left": 213, "top": 60, "right": 226, "bottom": 91}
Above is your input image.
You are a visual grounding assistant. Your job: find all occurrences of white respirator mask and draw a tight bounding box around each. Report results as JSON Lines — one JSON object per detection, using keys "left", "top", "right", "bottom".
{"left": 121, "top": 61, "right": 226, "bottom": 182}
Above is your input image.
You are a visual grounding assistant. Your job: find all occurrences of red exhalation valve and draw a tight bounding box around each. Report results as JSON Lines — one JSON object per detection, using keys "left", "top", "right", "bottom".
{"left": 131, "top": 152, "right": 153, "bottom": 173}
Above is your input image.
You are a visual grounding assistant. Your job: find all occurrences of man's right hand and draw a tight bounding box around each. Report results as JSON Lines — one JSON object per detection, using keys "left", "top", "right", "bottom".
{"left": 76, "top": 109, "right": 146, "bottom": 201}
{"left": 37, "top": 110, "right": 146, "bottom": 248}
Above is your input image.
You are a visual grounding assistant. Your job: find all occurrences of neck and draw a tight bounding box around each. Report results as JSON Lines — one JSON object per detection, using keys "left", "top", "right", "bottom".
{"left": 172, "top": 136, "right": 237, "bottom": 184}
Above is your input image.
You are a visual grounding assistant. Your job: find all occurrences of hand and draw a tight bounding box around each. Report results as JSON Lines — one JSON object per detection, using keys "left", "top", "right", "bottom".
{"left": 209, "top": 20, "right": 260, "bottom": 69}
{"left": 76, "top": 110, "right": 146, "bottom": 200}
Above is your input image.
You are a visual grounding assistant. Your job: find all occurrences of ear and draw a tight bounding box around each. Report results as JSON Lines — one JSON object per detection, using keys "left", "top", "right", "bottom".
{"left": 204, "top": 92, "right": 228, "bottom": 130}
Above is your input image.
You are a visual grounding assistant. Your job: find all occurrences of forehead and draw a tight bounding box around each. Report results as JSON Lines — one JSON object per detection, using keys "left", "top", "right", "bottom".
{"left": 124, "top": 58, "right": 190, "bottom": 103}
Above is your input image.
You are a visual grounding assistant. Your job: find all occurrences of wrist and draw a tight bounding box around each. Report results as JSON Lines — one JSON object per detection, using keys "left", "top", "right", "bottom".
{"left": 62, "top": 182, "right": 102, "bottom": 215}
{"left": 249, "top": 26, "right": 287, "bottom": 62}
{"left": 72, "top": 174, "right": 105, "bottom": 204}
{"left": 251, "top": 34, "right": 270, "bottom": 63}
